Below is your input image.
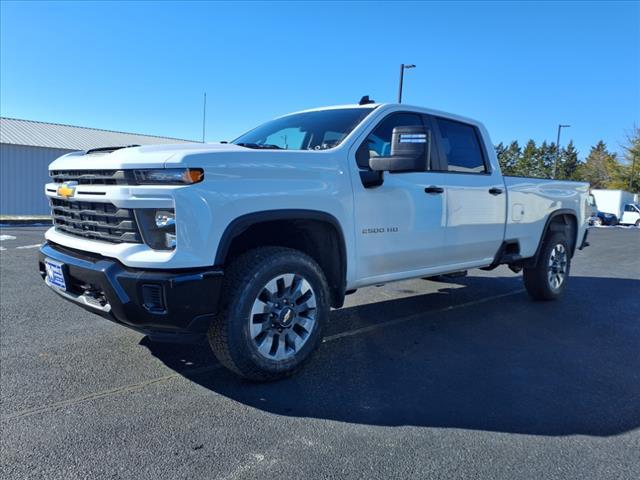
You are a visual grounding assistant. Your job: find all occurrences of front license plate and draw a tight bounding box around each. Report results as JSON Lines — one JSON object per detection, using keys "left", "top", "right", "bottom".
{"left": 44, "top": 258, "right": 67, "bottom": 291}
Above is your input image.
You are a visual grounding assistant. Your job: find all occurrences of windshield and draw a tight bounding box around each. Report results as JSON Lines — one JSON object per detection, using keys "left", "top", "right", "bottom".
{"left": 233, "top": 107, "right": 376, "bottom": 150}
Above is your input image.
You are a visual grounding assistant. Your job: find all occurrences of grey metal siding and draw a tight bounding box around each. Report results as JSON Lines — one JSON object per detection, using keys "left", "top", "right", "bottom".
{"left": 0, "top": 144, "right": 72, "bottom": 215}
{"left": 1, "top": 117, "right": 194, "bottom": 150}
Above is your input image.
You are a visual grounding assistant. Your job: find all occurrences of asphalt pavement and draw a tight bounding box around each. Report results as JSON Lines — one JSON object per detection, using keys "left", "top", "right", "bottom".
{"left": 1, "top": 226, "right": 639, "bottom": 479}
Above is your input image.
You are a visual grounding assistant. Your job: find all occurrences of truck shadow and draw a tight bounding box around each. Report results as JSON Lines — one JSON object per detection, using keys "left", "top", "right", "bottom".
{"left": 141, "top": 275, "right": 640, "bottom": 437}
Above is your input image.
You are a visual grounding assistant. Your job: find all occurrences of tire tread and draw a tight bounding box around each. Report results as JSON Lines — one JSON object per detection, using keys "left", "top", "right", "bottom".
{"left": 523, "top": 232, "right": 569, "bottom": 301}
{"left": 208, "top": 246, "right": 327, "bottom": 381}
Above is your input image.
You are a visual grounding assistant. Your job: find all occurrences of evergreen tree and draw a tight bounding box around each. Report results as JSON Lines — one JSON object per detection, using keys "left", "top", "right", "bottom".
{"left": 536, "top": 141, "right": 554, "bottom": 178}
{"left": 495, "top": 141, "right": 521, "bottom": 175}
{"left": 577, "top": 141, "right": 620, "bottom": 188}
{"left": 516, "top": 140, "right": 538, "bottom": 177}
{"left": 558, "top": 141, "right": 579, "bottom": 180}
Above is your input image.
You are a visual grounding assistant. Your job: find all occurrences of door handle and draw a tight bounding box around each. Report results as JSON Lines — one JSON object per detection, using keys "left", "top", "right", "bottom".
{"left": 424, "top": 186, "right": 444, "bottom": 194}
{"left": 489, "top": 187, "right": 504, "bottom": 196}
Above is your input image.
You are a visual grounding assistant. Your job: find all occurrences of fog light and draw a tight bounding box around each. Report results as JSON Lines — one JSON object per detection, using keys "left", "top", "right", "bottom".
{"left": 155, "top": 210, "right": 175, "bottom": 228}
{"left": 136, "top": 208, "right": 177, "bottom": 250}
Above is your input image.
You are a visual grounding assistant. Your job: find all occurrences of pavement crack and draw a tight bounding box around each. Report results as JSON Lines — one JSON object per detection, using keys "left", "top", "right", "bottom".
{"left": 1, "top": 365, "right": 221, "bottom": 422}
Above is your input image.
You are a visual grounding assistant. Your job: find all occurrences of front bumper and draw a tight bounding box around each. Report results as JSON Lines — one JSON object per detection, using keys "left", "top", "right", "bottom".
{"left": 38, "top": 242, "right": 223, "bottom": 342}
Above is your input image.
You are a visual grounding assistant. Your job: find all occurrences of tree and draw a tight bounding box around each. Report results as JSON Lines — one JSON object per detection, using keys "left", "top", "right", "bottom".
{"left": 495, "top": 141, "right": 521, "bottom": 175}
{"left": 536, "top": 141, "right": 554, "bottom": 178}
{"left": 617, "top": 126, "right": 640, "bottom": 192}
{"left": 558, "top": 141, "right": 579, "bottom": 180}
{"left": 515, "top": 140, "right": 538, "bottom": 177}
{"left": 577, "top": 141, "right": 621, "bottom": 189}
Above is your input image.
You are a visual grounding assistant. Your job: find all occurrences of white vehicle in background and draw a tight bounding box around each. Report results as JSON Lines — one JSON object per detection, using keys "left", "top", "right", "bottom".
{"left": 39, "top": 99, "right": 591, "bottom": 381}
{"left": 620, "top": 203, "right": 640, "bottom": 226}
{"left": 591, "top": 189, "right": 636, "bottom": 221}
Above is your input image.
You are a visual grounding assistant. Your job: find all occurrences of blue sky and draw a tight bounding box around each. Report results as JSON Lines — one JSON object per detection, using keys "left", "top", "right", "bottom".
{"left": 1, "top": 1, "right": 638, "bottom": 158}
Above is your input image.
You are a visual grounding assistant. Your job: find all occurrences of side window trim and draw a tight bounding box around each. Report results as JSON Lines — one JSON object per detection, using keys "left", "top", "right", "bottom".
{"left": 430, "top": 115, "right": 491, "bottom": 175}
{"left": 472, "top": 125, "right": 493, "bottom": 174}
{"left": 423, "top": 114, "right": 446, "bottom": 172}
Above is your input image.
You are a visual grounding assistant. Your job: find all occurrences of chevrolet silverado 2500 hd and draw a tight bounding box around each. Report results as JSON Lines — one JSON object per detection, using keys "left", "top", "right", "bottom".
{"left": 39, "top": 102, "right": 590, "bottom": 381}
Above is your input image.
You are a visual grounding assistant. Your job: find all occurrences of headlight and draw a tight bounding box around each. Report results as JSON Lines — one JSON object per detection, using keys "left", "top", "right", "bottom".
{"left": 136, "top": 209, "right": 176, "bottom": 250}
{"left": 133, "top": 168, "right": 204, "bottom": 185}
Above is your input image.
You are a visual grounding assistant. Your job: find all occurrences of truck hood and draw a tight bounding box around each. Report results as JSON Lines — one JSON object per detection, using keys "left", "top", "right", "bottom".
{"left": 49, "top": 143, "right": 249, "bottom": 170}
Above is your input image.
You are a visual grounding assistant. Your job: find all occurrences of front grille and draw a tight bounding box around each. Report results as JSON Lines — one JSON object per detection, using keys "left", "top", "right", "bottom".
{"left": 51, "top": 170, "right": 133, "bottom": 185}
{"left": 50, "top": 198, "right": 142, "bottom": 244}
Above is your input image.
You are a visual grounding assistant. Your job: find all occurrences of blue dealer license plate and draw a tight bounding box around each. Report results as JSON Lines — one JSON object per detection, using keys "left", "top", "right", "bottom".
{"left": 44, "top": 258, "right": 67, "bottom": 291}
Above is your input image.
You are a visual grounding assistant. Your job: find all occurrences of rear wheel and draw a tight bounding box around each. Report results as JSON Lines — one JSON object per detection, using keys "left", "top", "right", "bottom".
{"left": 208, "top": 247, "right": 329, "bottom": 381}
{"left": 593, "top": 217, "right": 603, "bottom": 226}
{"left": 523, "top": 232, "right": 571, "bottom": 301}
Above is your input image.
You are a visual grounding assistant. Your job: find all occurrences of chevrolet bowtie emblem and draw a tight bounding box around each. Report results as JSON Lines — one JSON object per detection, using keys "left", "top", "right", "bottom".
{"left": 57, "top": 181, "right": 77, "bottom": 198}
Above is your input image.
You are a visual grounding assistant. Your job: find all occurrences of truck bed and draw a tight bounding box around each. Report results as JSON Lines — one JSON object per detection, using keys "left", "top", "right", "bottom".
{"left": 504, "top": 176, "right": 589, "bottom": 258}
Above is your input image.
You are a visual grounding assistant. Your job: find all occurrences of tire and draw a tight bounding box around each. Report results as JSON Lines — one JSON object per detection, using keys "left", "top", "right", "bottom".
{"left": 593, "top": 217, "right": 603, "bottom": 227}
{"left": 208, "top": 247, "right": 329, "bottom": 381}
{"left": 523, "top": 232, "right": 571, "bottom": 301}
{"left": 635, "top": 219, "right": 640, "bottom": 227}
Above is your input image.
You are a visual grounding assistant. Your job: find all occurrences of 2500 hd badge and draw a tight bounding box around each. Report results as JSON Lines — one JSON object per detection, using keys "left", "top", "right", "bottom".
{"left": 362, "top": 227, "right": 399, "bottom": 234}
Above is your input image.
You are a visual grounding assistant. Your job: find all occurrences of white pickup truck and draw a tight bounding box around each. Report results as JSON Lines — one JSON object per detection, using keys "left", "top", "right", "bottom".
{"left": 39, "top": 100, "right": 590, "bottom": 380}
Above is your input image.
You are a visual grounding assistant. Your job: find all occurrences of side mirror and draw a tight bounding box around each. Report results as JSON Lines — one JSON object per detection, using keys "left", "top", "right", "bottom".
{"left": 369, "top": 126, "right": 431, "bottom": 172}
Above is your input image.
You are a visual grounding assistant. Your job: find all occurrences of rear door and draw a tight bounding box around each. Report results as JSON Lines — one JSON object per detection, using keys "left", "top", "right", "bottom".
{"left": 428, "top": 116, "right": 506, "bottom": 265}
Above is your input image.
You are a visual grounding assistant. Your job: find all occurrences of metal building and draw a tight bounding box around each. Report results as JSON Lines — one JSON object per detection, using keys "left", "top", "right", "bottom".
{"left": 0, "top": 117, "right": 194, "bottom": 216}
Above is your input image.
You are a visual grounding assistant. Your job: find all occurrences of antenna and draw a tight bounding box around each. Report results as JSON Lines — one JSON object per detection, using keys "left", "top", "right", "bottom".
{"left": 202, "top": 92, "right": 207, "bottom": 143}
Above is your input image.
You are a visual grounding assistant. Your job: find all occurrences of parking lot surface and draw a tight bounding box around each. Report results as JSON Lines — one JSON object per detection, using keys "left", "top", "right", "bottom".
{"left": 1, "top": 226, "right": 639, "bottom": 479}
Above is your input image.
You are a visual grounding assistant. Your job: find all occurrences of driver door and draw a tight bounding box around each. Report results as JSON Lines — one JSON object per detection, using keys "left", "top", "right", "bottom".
{"left": 350, "top": 112, "right": 449, "bottom": 283}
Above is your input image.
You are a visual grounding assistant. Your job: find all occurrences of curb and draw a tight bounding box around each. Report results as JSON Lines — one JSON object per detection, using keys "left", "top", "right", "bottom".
{"left": 0, "top": 217, "right": 52, "bottom": 226}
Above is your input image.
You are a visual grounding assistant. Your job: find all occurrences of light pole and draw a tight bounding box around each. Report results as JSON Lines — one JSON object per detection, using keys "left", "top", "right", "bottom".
{"left": 398, "top": 64, "right": 416, "bottom": 103}
{"left": 202, "top": 92, "right": 207, "bottom": 143}
{"left": 630, "top": 151, "right": 637, "bottom": 191}
{"left": 553, "top": 124, "right": 571, "bottom": 179}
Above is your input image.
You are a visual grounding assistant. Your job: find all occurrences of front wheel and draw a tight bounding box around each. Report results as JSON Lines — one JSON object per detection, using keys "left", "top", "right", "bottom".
{"left": 523, "top": 232, "right": 571, "bottom": 301}
{"left": 208, "top": 247, "right": 329, "bottom": 381}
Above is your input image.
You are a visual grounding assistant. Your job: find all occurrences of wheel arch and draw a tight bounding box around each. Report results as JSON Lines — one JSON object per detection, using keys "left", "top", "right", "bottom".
{"left": 215, "top": 209, "right": 348, "bottom": 308}
{"left": 530, "top": 209, "right": 579, "bottom": 265}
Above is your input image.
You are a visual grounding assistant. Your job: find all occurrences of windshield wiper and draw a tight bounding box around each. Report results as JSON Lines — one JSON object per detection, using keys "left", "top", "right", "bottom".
{"left": 235, "top": 142, "right": 283, "bottom": 150}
